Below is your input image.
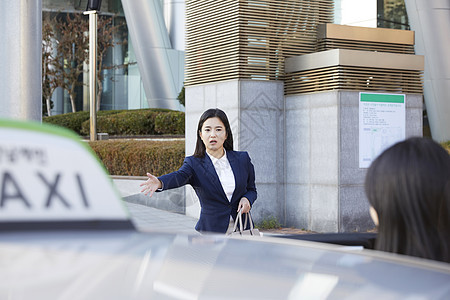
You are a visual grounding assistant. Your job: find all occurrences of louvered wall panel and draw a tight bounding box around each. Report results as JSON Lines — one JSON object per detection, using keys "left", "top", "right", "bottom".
{"left": 285, "top": 66, "right": 423, "bottom": 94}
{"left": 185, "top": 0, "right": 334, "bottom": 86}
{"left": 315, "top": 23, "right": 416, "bottom": 54}
{"left": 316, "top": 39, "right": 415, "bottom": 54}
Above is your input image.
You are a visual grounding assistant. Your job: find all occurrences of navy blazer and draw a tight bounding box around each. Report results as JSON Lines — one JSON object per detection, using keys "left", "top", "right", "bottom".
{"left": 158, "top": 151, "right": 257, "bottom": 233}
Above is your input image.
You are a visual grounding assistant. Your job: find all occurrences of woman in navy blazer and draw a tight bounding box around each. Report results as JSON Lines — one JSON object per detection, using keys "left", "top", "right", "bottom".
{"left": 140, "top": 108, "right": 257, "bottom": 233}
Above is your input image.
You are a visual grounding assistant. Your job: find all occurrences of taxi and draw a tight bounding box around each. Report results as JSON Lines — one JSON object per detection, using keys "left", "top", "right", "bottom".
{"left": 0, "top": 119, "right": 449, "bottom": 299}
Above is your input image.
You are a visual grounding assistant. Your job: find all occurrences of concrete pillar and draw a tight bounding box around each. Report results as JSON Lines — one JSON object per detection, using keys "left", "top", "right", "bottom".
{"left": 285, "top": 91, "right": 423, "bottom": 232}
{"left": 405, "top": 0, "right": 450, "bottom": 142}
{"left": 164, "top": 0, "right": 185, "bottom": 51}
{"left": 0, "top": 1, "right": 42, "bottom": 121}
{"left": 121, "top": 0, "right": 184, "bottom": 110}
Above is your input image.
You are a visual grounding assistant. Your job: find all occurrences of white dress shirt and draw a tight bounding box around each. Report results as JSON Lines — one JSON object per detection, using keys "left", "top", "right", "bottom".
{"left": 207, "top": 150, "right": 235, "bottom": 202}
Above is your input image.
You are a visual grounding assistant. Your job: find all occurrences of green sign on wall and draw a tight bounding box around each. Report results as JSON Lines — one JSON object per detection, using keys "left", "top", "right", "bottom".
{"left": 359, "top": 92, "right": 405, "bottom": 168}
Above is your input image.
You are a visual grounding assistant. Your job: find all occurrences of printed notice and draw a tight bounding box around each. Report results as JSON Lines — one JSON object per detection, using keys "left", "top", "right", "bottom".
{"left": 359, "top": 93, "right": 405, "bottom": 168}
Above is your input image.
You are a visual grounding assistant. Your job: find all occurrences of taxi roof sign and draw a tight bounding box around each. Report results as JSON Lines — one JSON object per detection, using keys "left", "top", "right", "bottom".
{"left": 0, "top": 119, "right": 134, "bottom": 230}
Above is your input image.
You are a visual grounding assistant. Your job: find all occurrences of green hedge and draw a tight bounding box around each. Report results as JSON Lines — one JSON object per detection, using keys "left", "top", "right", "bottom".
{"left": 89, "top": 139, "right": 185, "bottom": 176}
{"left": 155, "top": 111, "right": 185, "bottom": 135}
{"left": 81, "top": 110, "right": 156, "bottom": 136}
{"left": 43, "top": 111, "right": 90, "bottom": 134}
{"left": 43, "top": 109, "right": 184, "bottom": 136}
{"left": 43, "top": 110, "right": 126, "bottom": 135}
{"left": 442, "top": 141, "right": 450, "bottom": 154}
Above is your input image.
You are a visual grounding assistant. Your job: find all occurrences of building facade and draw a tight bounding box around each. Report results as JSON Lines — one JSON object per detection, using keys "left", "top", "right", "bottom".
{"left": 41, "top": 0, "right": 418, "bottom": 117}
{"left": 43, "top": 0, "right": 185, "bottom": 115}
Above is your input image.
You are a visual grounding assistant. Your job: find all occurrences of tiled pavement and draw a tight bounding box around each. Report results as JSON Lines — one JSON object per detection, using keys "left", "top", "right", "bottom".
{"left": 124, "top": 201, "right": 199, "bottom": 234}
{"left": 124, "top": 201, "right": 308, "bottom": 236}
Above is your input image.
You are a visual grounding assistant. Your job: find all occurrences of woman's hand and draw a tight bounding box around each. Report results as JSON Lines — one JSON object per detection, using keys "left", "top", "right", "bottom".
{"left": 140, "top": 173, "right": 162, "bottom": 197}
{"left": 238, "top": 197, "right": 251, "bottom": 213}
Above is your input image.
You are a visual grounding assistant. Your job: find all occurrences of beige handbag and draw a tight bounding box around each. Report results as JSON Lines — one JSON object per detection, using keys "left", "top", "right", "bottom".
{"left": 229, "top": 209, "right": 261, "bottom": 237}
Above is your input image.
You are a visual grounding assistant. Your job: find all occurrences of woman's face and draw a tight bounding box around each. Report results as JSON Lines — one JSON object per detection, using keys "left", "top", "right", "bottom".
{"left": 199, "top": 117, "right": 227, "bottom": 155}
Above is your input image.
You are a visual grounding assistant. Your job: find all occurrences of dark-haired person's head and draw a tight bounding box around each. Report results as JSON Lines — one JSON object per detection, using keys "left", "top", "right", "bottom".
{"left": 194, "top": 108, "right": 233, "bottom": 157}
{"left": 365, "top": 137, "right": 450, "bottom": 263}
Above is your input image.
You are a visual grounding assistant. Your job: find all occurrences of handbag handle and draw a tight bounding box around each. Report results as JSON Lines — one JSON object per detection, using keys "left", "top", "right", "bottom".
{"left": 231, "top": 208, "right": 256, "bottom": 235}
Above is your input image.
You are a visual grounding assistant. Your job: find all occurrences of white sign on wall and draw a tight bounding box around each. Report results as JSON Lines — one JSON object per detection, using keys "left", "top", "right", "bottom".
{"left": 359, "top": 92, "right": 405, "bottom": 168}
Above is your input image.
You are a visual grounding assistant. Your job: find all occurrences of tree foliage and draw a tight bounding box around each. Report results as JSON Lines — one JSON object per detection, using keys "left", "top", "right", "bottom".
{"left": 42, "top": 18, "right": 58, "bottom": 116}
{"left": 379, "top": 1, "right": 409, "bottom": 30}
{"left": 53, "top": 13, "right": 89, "bottom": 113}
{"left": 95, "top": 16, "right": 128, "bottom": 111}
{"left": 177, "top": 86, "right": 185, "bottom": 107}
{"left": 42, "top": 12, "right": 128, "bottom": 114}
{"left": 385, "top": 1, "right": 409, "bottom": 29}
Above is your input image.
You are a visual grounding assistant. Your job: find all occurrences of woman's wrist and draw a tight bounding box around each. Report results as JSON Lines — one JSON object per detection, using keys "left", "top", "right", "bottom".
{"left": 157, "top": 179, "right": 163, "bottom": 191}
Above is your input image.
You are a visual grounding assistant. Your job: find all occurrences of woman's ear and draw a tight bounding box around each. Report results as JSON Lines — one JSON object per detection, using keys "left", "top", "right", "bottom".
{"left": 369, "top": 206, "right": 379, "bottom": 226}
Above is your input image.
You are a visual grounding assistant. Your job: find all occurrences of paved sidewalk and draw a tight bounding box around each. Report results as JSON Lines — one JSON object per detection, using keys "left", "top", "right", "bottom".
{"left": 124, "top": 201, "right": 300, "bottom": 237}
{"left": 124, "top": 202, "right": 376, "bottom": 249}
{"left": 124, "top": 201, "right": 199, "bottom": 234}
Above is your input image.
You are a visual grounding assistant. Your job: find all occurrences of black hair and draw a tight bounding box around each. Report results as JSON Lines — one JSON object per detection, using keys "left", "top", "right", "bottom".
{"left": 364, "top": 137, "right": 450, "bottom": 262}
{"left": 193, "top": 108, "right": 234, "bottom": 158}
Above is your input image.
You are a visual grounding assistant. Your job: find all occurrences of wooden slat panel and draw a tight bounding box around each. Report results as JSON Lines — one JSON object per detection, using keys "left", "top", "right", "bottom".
{"left": 316, "top": 39, "right": 415, "bottom": 54}
{"left": 186, "top": 0, "right": 334, "bottom": 86}
{"left": 285, "top": 66, "right": 423, "bottom": 95}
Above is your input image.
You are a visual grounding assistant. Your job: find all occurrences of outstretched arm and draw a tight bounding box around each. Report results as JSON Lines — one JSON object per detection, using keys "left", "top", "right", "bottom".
{"left": 140, "top": 157, "right": 195, "bottom": 196}
{"left": 140, "top": 172, "right": 162, "bottom": 197}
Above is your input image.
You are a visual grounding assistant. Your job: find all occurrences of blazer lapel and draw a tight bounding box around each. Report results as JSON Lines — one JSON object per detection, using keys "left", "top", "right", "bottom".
{"left": 201, "top": 155, "right": 229, "bottom": 201}
{"left": 227, "top": 151, "right": 242, "bottom": 204}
